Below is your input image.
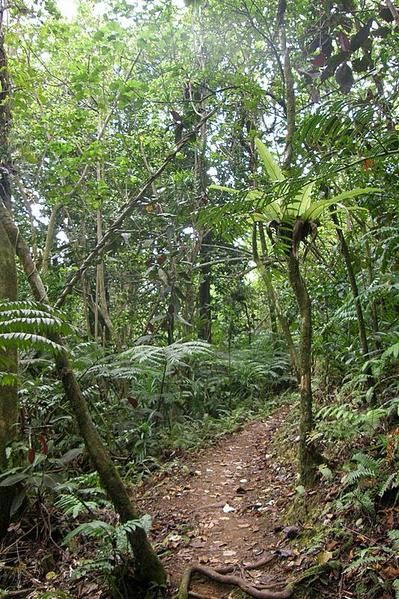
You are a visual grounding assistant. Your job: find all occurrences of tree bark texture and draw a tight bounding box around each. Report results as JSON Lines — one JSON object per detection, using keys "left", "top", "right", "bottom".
{"left": 95, "top": 209, "right": 113, "bottom": 342}
{"left": 195, "top": 84, "right": 212, "bottom": 343}
{"left": 0, "top": 14, "right": 18, "bottom": 538}
{"left": 0, "top": 223, "right": 18, "bottom": 537}
{"left": 198, "top": 231, "right": 212, "bottom": 342}
{"left": 287, "top": 253, "right": 318, "bottom": 486}
{"left": 254, "top": 224, "right": 300, "bottom": 380}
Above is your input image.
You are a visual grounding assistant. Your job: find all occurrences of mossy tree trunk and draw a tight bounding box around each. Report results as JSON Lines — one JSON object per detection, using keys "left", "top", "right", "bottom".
{"left": 287, "top": 253, "right": 319, "bottom": 487}
{"left": 252, "top": 224, "right": 300, "bottom": 381}
{"left": 0, "top": 10, "right": 18, "bottom": 538}
{"left": 279, "top": 6, "right": 319, "bottom": 485}
{"left": 0, "top": 223, "right": 18, "bottom": 538}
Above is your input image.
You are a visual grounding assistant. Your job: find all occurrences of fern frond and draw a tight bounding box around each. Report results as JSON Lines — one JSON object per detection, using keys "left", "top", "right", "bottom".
{"left": 63, "top": 520, "right": 115, "bottom": 544}
{"left": 344, "top": 467, "right": 376, "bottom": 486}
{"left": 0, "top": 301, "right": 72, "bottom": 355}
{"left": 379, "top": 473, "right": 399, "bottom": 498}
{"left": 344, "top": 552, "right": 386, "bottom": 574}
{"left": 0, "top": 333, "right": 64, "bottom": 354}
{"left": 55, "top": 494, "right": 98, "bottom": 519}
{"left": 0, "top": 317, "right": 71, "bottom": 336}
{"left": 352, "top": 452, "right": 381, "bottom": 471}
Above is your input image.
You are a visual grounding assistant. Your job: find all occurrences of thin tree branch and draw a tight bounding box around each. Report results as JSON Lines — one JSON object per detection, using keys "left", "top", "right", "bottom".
{"left": 55, "top": 108, "right": 217, "bottom": 309}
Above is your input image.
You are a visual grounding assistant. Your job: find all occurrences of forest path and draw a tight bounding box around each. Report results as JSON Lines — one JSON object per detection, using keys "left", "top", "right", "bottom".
{"left": 138, "top": 406, "right": 300, "bottom": 597}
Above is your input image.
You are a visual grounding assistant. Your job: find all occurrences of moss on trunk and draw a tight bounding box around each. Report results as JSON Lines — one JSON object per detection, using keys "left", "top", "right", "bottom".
{"left": 0, "top": 222, "right": 18, "bottom": 538}
{"left": 287, "top": 252, "right": 319, "bottom": 487}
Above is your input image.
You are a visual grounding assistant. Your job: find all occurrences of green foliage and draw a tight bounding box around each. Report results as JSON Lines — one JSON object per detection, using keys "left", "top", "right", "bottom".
{"left": 71, "top": 335, "right": 289, "bottom": 464}
{"left": 313, "top": 403, "right": 388, "bottom": 441}
{"left": 335, "top": 451, "right": 399, "bottom": 517}
{"left": 0, "top": 301, "right": 72, "bottom": 362}
{"left": 2, "top": 0, "right": 399, "bottom": 594}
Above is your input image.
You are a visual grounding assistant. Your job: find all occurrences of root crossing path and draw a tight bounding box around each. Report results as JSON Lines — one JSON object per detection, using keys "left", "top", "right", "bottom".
{"left": 138, "top": 406, "right": 302, "bottom": 597}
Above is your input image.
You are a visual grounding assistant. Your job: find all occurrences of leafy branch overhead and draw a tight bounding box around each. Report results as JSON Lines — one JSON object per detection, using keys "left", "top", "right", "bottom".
{"left": 209, "top": 138, "right": 378, "bottom": 255}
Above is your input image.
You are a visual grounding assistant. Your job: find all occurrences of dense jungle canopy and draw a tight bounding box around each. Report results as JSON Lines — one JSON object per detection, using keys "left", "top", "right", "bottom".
{"left": 0, "top": 0, "right": 398, "bottom": 597}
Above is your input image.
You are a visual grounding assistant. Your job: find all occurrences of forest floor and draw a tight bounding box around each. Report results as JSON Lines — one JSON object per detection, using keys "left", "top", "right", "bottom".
{"left": 138, "top": 405, "right": 321, "bottom": 598}
{"left": 3, "top": 404, "right": 397, "bottom": 598}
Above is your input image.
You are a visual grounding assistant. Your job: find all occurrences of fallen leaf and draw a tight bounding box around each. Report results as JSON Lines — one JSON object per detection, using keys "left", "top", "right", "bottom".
{"left": 317, "top": 550, "right": 333, "bottom": 565}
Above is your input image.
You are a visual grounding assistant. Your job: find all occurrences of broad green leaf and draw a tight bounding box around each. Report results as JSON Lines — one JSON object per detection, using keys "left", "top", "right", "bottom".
{"left": 255, "top": 138, "right": 284, "bottom": 182}
{"left": 0, "top": 472, "right": 29, "bottom": 487}
{"left": 262, "top": 201, "right": 283, "bottom": 221}
{"left": 56, "top": 447, "right": 84, "bottom": 465}
{"left": 208, "top": 184, "right": 239, "bottom": 194}
{"left": 328, "top": 187, "right": 380, "bottom": 204}
{"left": 302, "top": 187, "right": 378, "bottom": 220}
{"left": 251, "top": 212, "right": 269, "bottom": 222}
{"left": 296, "top": 182, "right": 315, "bottom": 216}
{"left": 302, "top": 199, "right": 342, "bottom": 221}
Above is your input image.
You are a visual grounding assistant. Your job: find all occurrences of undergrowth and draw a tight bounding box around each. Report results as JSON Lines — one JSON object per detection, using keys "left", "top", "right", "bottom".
{"left": 274, "top": 382, "right": 399, "bottom": 599}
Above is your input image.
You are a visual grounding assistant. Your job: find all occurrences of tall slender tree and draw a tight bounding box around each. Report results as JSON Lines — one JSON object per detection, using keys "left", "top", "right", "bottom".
{"left": 0, "top": 0, "right": 19, "bottom": 537}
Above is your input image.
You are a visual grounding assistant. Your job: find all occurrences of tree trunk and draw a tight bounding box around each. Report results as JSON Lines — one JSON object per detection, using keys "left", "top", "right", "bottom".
{"left": 0, "top": 223, "right": 18, "bottom": 538}
{"left": 191, "top": 6, "right": 212, "bottom": 343}
{"left": 198, "top": 232, "right": 212, "bottom": 342}
{"left": 280, "top": 10, "right": 318, "bottom": 484}
{"left": 195, "top": 111, "right": 212, "bottom": 342}
{"left": 95, "top": 209, "right": 113, "bottom": 343}
{"left": 287, "top": 253, "right": 318, "bottom": 487}
{"left": 0, "top": 202, "right": 166, "bottom": 587}
{"left": 42, "top": 202, "right": 62, "bottom": 275}
{"left": 0, "top": 12, "right": 18, "bottom": 538}
{"left": 255, "top": 224, "right": 300, "bottom": 380}
{"left": 362, "top": 224, "right": 381, "bottom": 351}
{"left": 257, "top": 222, "right": 280, "bottom": 337}
{"left": 330, "top": 211, "right": 375, "bottom": 398}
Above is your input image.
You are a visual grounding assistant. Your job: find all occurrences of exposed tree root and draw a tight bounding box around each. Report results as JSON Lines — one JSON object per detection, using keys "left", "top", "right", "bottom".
{"left": 188, "top": 592, "right": 217, "bottom": 599}
{"left": 177, "top": 564, "right": 294, "bottom": 599}
{"left": 178, "top": 559, "right": 341, "bottom": 599}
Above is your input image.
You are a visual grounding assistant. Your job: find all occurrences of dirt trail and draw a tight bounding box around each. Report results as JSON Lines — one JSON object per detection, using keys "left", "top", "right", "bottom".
{"left": 138, "top": 406, "right": 300, "bottom": 597}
